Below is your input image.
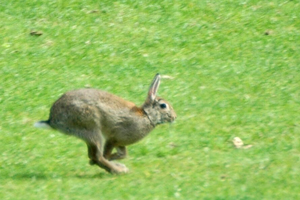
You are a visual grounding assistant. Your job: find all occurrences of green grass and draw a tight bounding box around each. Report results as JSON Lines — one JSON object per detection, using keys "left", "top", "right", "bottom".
{"left": 1, "top": 0, "right": 300, "bottom": 199}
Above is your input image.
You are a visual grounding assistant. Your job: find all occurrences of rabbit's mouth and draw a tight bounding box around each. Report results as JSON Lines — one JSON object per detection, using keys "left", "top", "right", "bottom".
{"left": 168, "top": 112, "right": 177, "bottom": 122}
{"left": 160, "top": 114, "right": 176, "bottom": 124}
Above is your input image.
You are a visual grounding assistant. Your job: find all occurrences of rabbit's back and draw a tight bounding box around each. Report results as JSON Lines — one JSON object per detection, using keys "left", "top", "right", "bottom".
{"left": 49, "top": 89, "right": 105, "bottom": 130}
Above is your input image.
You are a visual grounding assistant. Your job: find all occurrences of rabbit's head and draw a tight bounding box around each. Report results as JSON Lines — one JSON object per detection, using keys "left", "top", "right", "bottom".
{"left": 142, "top": 74, "right": 176, "bottom": 126}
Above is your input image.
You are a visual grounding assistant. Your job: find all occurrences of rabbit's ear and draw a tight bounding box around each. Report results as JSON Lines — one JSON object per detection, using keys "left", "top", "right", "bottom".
{"left": 147, "top": 73, "right": 161, "bottom": 102}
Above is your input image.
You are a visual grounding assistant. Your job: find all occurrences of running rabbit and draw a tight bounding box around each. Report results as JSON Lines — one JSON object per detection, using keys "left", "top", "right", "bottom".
{"left": 35, "top": 73, "right": 176, "bottom": 174}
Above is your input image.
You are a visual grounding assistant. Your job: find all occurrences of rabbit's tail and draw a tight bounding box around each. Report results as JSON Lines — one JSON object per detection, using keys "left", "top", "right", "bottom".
{"left": 34, "top": 120, "right": 52, "bottom": 129}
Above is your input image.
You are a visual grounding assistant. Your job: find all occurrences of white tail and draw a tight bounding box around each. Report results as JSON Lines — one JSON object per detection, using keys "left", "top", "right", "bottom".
{"left": 34, "top": 121, "right": 52, "bottom": 129}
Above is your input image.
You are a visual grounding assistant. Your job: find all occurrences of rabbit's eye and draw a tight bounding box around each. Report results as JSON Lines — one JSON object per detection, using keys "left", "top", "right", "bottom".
{"left": 159, "top": 103, "right": 167, "bottom": 109}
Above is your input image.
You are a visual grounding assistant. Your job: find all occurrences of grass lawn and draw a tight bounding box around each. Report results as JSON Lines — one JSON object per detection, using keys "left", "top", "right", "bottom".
{"left": 1, "top": 0, "right": 300, "bottom": 199}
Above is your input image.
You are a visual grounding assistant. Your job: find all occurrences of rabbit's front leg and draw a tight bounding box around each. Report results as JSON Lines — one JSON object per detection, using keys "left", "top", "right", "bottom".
{"left": 87, "top": 142, "right": 128, "bottom": 174}
{"left": 104, "top": 141, "right": 127, "bottom": 161}
{"left": 85, "top": 134, "right": 128, "bottom": 174}
{"left": 110, "top": 146, "right": 127, "bottom": 161}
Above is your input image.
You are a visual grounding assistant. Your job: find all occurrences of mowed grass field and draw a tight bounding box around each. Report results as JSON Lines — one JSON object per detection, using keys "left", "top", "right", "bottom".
{"left": 1, "top": 0, "right": 300, "bottom": 199}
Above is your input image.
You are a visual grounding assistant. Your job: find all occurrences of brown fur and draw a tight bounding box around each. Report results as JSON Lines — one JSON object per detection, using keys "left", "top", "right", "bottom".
{"left": 35, "top": 74, "right": 176, "bottom": 174}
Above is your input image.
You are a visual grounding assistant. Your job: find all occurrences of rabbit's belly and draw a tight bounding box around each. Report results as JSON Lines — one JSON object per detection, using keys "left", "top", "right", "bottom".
{"left": 102, "top": 123, "right": 154, "bottom": 146}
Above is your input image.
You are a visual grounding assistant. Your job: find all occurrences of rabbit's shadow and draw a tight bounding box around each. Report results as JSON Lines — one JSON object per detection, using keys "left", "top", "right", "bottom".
{"left": 10, "top": 172, "right": 107, "bottom": 180}
{"left": 11, "top": 172, "right": 49, "bottom": 180}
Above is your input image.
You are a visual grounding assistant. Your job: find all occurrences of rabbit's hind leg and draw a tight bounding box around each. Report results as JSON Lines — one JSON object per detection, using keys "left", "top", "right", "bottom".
{"left": 87, "top": 144, "right": 98, "bottom": 165}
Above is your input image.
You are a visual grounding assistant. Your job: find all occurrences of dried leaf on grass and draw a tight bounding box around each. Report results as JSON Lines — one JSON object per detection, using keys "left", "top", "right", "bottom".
{"left": 232, "top": 137, "right": 253, "bottom": 149}
{"left": 30, "top": 31, "right": 43, "bottom": 36}
{"left": 161, "top": 75, "right": 175, "bottom": 79}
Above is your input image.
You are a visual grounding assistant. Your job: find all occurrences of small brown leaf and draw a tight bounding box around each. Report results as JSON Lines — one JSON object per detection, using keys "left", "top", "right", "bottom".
{"left": 220, "top": 175, "right": 227, "bottom": 181}
{"left": 30, "top": 31, "right": 43, "bottom": 36}
{"left": 89, "top": 10, "right": 99, "bottom": 14}
{"left": 264, "top": 30, "right": 273, "bottom": 35}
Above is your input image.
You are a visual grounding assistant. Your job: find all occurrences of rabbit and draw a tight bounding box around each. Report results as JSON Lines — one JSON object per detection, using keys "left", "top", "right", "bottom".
{"left": 34, "top": 73, "right": 176, "bottom": 174}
